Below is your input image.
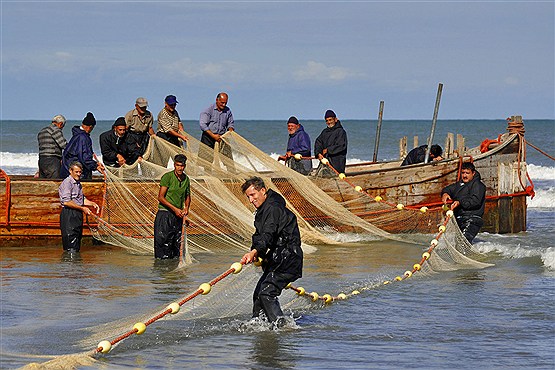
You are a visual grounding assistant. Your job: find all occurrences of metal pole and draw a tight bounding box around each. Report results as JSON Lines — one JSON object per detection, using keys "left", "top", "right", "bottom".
{"left": 372, "top": 101, "right": 384, "bottom": 162}
{"left": 424, "top": 83, "right": 443, "bottom": 163}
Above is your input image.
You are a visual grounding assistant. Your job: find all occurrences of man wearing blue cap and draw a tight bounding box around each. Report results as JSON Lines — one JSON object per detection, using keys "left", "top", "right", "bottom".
{"left": 156, "top": 95, "right": 188, "bottom": 147}
{"left": 314, "top": 109, "right": 348, "bottom": 175}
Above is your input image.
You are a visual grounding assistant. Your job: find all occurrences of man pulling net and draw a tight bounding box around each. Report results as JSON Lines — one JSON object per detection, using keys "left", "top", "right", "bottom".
{"left": 240, "top": 177, "right": 304, "bottom": 328}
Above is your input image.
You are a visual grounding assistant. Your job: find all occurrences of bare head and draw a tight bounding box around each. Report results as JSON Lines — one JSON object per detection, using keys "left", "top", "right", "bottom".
{"left": 69, "top": 161, "right": 83, "bottom": 181}
{"left": 174, "top": 154, "right": 187, "bottom": 176}
{"left": 216, "top": 92, "right": 228, "bottom": 111}
{"left": 241, "top": 177, "right": 267, "bottom": 209}
{"left": 460, "top": 162, "right": 476, "bottom": 183}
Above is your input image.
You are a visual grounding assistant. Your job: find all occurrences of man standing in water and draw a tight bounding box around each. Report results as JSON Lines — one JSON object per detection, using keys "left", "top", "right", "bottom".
{"left": 154, "top": 154, "right": 191, "bottom": 259}
{"left": 240, "top": 177, "right": 303, "bottom": 328}
{"left": 441, "top": 162, "right": 486, "bottom": 243}
{"left": 58, "top": 161, "right": 100, "bottom": 252}
{"left": 314, "top": 109, "right": 348, "bottom": 175}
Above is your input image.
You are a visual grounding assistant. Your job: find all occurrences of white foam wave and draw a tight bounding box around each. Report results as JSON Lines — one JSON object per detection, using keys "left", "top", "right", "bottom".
{"left": 476, "top": 240, "right": 555, "bottom": 270}
{"left": 527, "top": 164, "right": 555, "bottom": 181}
{"left": 0, "top": 152, "right": 38, "bottom": 169}
{"left": 528, "top": 186, "right": 555, "bottom": 209}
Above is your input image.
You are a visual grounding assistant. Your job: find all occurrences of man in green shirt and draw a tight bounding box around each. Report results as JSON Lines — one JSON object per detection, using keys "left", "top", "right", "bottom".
{"left": 154, "top": 154, "right": 191, "bottom": 259}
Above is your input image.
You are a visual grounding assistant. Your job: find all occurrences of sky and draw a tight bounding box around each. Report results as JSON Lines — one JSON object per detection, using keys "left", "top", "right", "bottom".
{"left": 1, "top": 1, "right": 553, "bottom": 121}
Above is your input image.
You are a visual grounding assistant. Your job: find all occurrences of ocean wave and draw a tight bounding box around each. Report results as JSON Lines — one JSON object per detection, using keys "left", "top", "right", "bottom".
{"left": 476, "top": 240, "right": 555, "bottom": 271}
{"left": 528, "top": 186, "right": 555, "bottom": 209}
{"left": 527, "top": 164, "right": 555, "bottom": 181}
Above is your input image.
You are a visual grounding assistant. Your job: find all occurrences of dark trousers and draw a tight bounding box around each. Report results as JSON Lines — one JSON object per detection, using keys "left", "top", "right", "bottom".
{"left": 156, "top": 131, "right": 180, "bottom": 147}
{"left": 199, "top": 131, "right": 235, "bottom": 171}
{"left": 252, "top": 270, "right": 298, "bottom": 323}
{"left": 60, "top": 207, "right": 83, "bottom": 251}
{"left": 126, "top": 131, "right": 149, "bottom": 164}
{"left": 456, "top": 215, "right": 484, "bottom": 243}
{"left": 154, "top": 209, "right": 183, "bottom": 259}
{"left": 39, "top": 156, "right": 62, "bottom": 179}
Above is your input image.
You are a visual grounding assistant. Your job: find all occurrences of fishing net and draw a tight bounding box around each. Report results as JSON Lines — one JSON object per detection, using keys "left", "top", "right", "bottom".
{"left": 90, "top": 131, "right": 410, "bottom": 262}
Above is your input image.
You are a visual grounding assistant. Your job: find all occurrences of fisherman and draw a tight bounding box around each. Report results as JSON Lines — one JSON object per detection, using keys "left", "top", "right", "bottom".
{"left": 197, "top": 92, "right": 235, "bottom": 166}
{"left": 124, "top": 97, "right": 154, "bottom": 164}
{"left": 154, "top": 154, "right": 191, "bottom": 259}
{"left": 58, "top": 161, "right": 100, "bottom": 252}
{"left": 441, "top": 162, "right": 486, "bottom": 243}
{"left": 156, "top": 95, "right": 188, "bottom": 147}
{"left": 401, "top": 144, "right": 443, "bottom": 166}
{"left": 199, "top": 92, "right": 235, "bottom": 149}
{"left": 314, "top": 109, "right": 348, "bottom": 175}
{"left": 99, "top": 117, "right": 128, "bottom": 167}
{"left": 37, "top": 114, "right": 67, "bottom": 178}
{"left": 278, "top": 116, "right": 312, "bottom": 175}
{"left": 240, "top": 177, "right": 303, "bottom": 328}
{"left": 60, "top": 112, "right": 104, "bottom": 180}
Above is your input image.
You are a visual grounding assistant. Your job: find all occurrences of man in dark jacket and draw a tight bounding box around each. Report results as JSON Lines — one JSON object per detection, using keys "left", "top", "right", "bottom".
{"left": 240, "top": 177, "right": 303, "bottom": 328}
{"left": 314, "top": 109, "right": 347, "bottom": 175}
{"left": 61, "top": 112, "right": 104, "bottom": 179}
{"left": 100, "top": 117, "right": 128, "bottom": 167}
{"left": 278, "top": 116, "right": 312, "bottom": 175}
{"left": 401, "top": 144, "right": 443, "bottom": 166}
{"left": 441, "top": 162, "right": 486, "bottom": 243}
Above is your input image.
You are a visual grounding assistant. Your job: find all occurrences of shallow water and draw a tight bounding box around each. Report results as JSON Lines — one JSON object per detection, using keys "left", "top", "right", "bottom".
{"left": 1, "top": 209, "right": 554, "bottom": 369}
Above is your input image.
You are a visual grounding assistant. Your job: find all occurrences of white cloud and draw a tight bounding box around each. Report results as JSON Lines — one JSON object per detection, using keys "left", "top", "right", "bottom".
{"left": 158, "top": 58, "right": 248, "bottom": 83}
{"left": 504, "top": 76, "right": 519, "bottom": 86}
{"left": 293, "top": 61, "right": 363, "bottom": 82}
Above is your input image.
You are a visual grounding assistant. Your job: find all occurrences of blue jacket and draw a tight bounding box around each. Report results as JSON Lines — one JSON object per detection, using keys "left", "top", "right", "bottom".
{"left": 286, "top": 125, "right": 311, "bottom": 157}
{"left": 61, "top": 126, "right": 97, "bottom": 179}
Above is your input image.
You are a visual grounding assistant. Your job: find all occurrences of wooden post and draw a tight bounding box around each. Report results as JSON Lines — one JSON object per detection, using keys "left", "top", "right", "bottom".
{"left": 424, "top": 83, "right": 443, "bottom": 163}
{"left": 399, "top": 136, "right": 407, "bottom": 160}
{"left": 372, "top": 101, "right": 384, "bottom": 162}
{"left": 445, "top": 132, "right": 454, "bottom": 158}
{"left": 413, "top": 136, "right": 419, "bottom": 149}
{"left": 456, "top": 134, "right": 465, "bottom": 155}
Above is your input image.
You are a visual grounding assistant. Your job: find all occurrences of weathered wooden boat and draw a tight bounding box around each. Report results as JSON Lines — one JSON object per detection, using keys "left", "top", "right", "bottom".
{"left": 0, "top": 116, "right": 531, "bottom": 245}
{"left": 310, "top": 116, "right": 531, "bottom": 234}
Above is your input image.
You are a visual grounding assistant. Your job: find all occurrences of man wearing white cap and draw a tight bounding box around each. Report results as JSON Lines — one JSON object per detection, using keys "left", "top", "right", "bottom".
{"left": 125, "top": 97, "right": 154, "bottom": 164}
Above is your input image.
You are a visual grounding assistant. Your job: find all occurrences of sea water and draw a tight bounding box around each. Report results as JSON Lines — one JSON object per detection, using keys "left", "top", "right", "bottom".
{"left": 1, "top": 119, "right": 554, "bottom": 369}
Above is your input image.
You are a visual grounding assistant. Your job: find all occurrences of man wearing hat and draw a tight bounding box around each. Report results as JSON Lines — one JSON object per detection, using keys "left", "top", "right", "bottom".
{"left": 61, "top": 112, "right": 104, "bottom": 180}
{"left": 157, "top": 95, "right": 188, "bottom": 147}
{"left": 99, "top": 117, "right": 129, "bottom": 167}
{"left": 314, "top": 109, "right": 348, "bottom": 175}
{"left": 125, "top": 97, "right": 154, "bottom": 164}
{"left": 278, "top": 116, "right": 312, "bottom": 175}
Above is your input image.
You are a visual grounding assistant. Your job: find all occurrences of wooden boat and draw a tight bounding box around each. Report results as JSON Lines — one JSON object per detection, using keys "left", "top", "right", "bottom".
{"left": 0, "top": 116, "right": 530, "bottom": 244}
{"left": 310, "top": 116, "right": 530, "bottom": 234}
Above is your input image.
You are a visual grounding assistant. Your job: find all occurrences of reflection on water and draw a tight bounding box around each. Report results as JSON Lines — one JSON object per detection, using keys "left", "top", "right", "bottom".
{"left": 1, "top": 236, "right": 554, "bottom": 369}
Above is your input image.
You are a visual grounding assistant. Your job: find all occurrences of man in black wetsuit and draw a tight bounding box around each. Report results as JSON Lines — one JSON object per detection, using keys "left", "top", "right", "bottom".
{"left": 314, "top": 109, "right": 348, "bottom": 175}
{"left": 441, "top": 162, "right": 486, "bottom": 243}
{"left": 240, "top": 177, "right": 303, "bottom": 328}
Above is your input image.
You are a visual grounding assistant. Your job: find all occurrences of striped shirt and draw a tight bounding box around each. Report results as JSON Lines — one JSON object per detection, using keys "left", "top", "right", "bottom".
{"left": 157, "top": 108, "right": 181, "bottom": 133}
{"left": 38, "top": 123, "right": 67, "bottom": 158}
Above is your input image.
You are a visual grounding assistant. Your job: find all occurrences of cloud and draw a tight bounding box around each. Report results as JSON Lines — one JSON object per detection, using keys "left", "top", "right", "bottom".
{"left": 504, "top": 76, "right": 519, "bottom": 86}
{"left": 293, "top": 61, "right": 363, "bottom": 82}
{"left": 157, "top": 58, "right": 248, "bottom": 83}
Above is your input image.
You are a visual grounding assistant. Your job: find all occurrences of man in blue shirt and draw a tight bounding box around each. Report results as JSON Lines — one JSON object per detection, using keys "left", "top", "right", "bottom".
{"left": 278, "top": 116, "right": 312, "bottom": 175}
{"left": 58, "top": 161, "right": 100, "bottom": 252}
{"left": 198, "top": 92, "right": 235, "bottom": 168}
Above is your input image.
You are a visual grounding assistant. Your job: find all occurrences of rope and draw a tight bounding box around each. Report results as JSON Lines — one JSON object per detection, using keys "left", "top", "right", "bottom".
{"left": 524, "top": 138, "right": 555, "bottom": 161}
{"left": 287, "top": 211, "right": 457, "bottom": 303}
{"left": 94, "top": 261, "right": 246, "bottom": 355}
